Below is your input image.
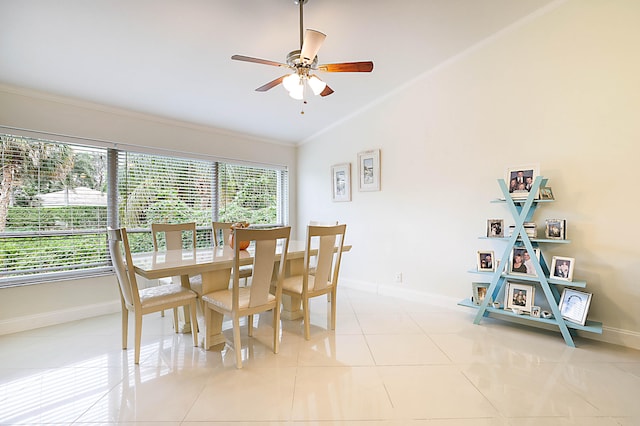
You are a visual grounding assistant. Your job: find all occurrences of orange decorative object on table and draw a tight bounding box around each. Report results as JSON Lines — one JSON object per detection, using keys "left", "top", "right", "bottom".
{"left": 229, "top": 221, "right": 250, "bottom": 250}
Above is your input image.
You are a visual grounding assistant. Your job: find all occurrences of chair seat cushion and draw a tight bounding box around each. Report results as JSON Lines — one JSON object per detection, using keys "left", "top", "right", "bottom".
{"left": 238, "top": 265, "right": 253, "bottom": 279}
{"left": 282, "top": 274, "right": 332, "bottom": 294}
{"left": 139, "top": 284, "right": 196, "bottom": 309}
{"left": 202, "top": 287, "right": 276, "bottom": 311}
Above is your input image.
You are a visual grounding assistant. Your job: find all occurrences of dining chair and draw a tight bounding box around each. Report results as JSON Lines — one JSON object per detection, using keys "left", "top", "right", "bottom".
{"left": 151, "top": 222, "right": 203, "bottom": 321}
{"left": 107, "top": 227, "right": 199, "bottom": 364}
{"left": 281, "top": 224, "right": 346, "bottom": 340}
{"left": 308, "top": 220, "right": 339, "bottom": 275}
{"left": 212, "top": 221, "right": 252, "bottom": 285}
{"left": 201, "top": 226, "right": 291, "bottom": 368}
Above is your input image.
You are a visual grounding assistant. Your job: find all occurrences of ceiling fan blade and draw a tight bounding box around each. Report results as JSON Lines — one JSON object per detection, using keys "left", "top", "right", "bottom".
{"left": 255, "top": 75, "right": 287, "bottom": 92}
{"left": 317, "top": 61, "right": 374, "bottom": 72}
{"left": 320, "top": 85, "right": 334, "bottom": 97}
{"left": 231, "top": 54, "right": 289, "bottom": 68}
{"left": 300, "top": 29, "right": 326, "bottom": 64}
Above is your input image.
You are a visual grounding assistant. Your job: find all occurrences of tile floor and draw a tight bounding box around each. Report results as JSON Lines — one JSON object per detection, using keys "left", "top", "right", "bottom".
{"left": 1, "top": 288, "right": 639, "bottom": 425}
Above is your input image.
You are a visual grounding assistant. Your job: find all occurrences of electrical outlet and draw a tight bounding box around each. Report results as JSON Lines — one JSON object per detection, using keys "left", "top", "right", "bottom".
{"left": 394, "top": 272, "right": 403, "bottom": 283}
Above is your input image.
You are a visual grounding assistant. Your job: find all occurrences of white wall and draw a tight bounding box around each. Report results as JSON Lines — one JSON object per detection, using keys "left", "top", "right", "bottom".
{"left": 297, "top": 0, "right": 640, "bottom": 348}
{"left": 0, "top": 87, "right": 297, "bottom": 334}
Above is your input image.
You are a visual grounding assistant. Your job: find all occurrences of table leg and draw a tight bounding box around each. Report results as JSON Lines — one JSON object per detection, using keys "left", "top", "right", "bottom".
{"left": 177, "top": 275, "right": 193, "bottom": 333}
{"left": 200, "top": 268, "right": 232, "bottom": 349}
{"left": 281, "top": 257, "right": 304, "bottom": 320}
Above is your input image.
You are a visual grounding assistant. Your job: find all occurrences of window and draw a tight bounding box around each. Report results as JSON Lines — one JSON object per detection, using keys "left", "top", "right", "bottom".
{"left": 0, "top": 134, "right": 109, "bottom": 284}
{"left": 0, "top": 133, "right": 289, "bottom": 286}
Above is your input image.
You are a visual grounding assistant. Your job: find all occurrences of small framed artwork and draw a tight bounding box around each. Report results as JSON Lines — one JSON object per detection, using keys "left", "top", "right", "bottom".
{"left": 545, "top": 219, "right": 566, "bottom": 240}
{"left": 559, "top": 288, "right": 592, "bottom": 325}
{"left": 504, "top": 281, "right": 535, "bottom": 313}
{"left": 539, "top": 186, "right": 554, "bottom": 200}
{"left": 506, "top": 164, "right": 540, "bottom": 199}
{"left": 551, "top": 256, "right": 574, "bottom": 281}
{"left": 472, "top": 282, "right": 490, "bottom": 306}
{"left": 508, "top": 247, "right": 540, "bottom": 276}
{"left": 487, "top": 219, "right": 504, "bottom": 238}
{"left": 331, "top": 163, "right": 351, "bottom": 202}
{"left": 357, "top": 149, "right": 381, "bottom": 191}
{"left": 477, "top": 250, "right": 495, "bottom": 272}
{"left": 531, "top": 306, "right": 541, "bottom": 318}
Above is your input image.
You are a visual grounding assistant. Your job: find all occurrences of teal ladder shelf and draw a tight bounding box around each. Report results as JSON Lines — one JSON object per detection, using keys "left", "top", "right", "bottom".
{"left": 458, "top": 176, "right": 602, "bottom": 347}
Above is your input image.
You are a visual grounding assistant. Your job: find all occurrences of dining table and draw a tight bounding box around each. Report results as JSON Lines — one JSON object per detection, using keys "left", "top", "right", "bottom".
{"left": 130, "top": 240, "right": 351, "bottom": 349}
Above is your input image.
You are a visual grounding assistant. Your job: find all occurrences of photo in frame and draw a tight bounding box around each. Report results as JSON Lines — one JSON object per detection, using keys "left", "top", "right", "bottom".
{"left": 508, "top": 247, "right": 540, "bottom": 276}
{"left": 506, "top": 164, "right": 540, "bottom": 199}
{"left": 531, "top": 306, "right": 541, "bottom": 318}
{"left": 559, "top": 288, "right": 592, "bottom": 325}
{"left": 551, "top": 256, "right": 575, "bottom": 281}
{"left": 545, "top": 219, "right": 566, "bottom": 240}
{"left": 357, "top": 149, "right": 380, "bottom": 191}
{"left": 331, "top": 163, "right": 351, "bottom": 202}
{"left": 504, "top": 281, "right": 535, "bottom": 313}
{"left": 477, "top": 250, "right": 495, "bottom": 272}
{"left": 487, "top": 219, "right": 504, "bottom": 238}
{"left": 539, "top": 186, "right": 554, "bottom": 200}
{"left": 472, "top": 282, "right": 490, "bottom": 306}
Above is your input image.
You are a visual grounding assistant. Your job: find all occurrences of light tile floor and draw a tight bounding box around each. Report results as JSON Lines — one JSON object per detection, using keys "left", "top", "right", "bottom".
{"left": 1, "top": 288, "right": 639, "bottom": 425}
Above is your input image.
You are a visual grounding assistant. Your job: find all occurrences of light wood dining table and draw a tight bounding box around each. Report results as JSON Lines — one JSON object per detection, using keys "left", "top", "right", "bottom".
{"left": 130, "top": 240, "right": 351, "bottom": 349}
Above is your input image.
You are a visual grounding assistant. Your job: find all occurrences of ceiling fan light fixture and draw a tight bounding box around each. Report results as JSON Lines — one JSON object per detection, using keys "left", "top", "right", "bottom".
{"left": 282, "top": 73, "right": 301, "bottom": 92}
{"left": 288, "top": 84, "right": 304, "bottom": 100}
{"left": 308, "top": 74, "right": 327, "bottom": 96}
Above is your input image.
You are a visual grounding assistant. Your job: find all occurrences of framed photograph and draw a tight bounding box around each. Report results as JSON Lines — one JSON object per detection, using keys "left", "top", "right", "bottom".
{"left": 504, "top": 282, "right": 535, "bottom": 313}
{"left": 472, "top": 282, "right": 490, "bottom": 306}
{"left": 559, "top": 288, "right": 592, "bottom": 325}
{"left": 506, "top": 164, "right": 540, "bottom": 199}
{"left": 487, "top": 219, "right": 504, "bottom": 238}
{"left": 545, "top": 219, "right": 566, "bottom": 240}
{"left": 508, "top": 247, "right": 540, "bottom": 276}
{"left": 476, "top": 250, "right": 495, "bottom": 272}
{"left": 539, "top": 186, "right": 554, "bottom": 200}
{"left": 331, "top": 163, "right": 351, "bottom": 202}
{"left": 551, "top": 256, "right": 575, "bottom": 281}
{"left": 358, "top": 149, "right": 381, "bottom": 191}
{"left": 531, "top": 306, "right": 541, "bottom": 318}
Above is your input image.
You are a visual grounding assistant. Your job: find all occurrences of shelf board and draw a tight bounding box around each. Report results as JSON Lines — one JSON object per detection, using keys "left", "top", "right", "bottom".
{"left": 458, "top": 298, "right": 602, "bottom": 334}
{"left": 491, "top": 198, "right": 554, "bottom": 204}
{"left": 502, "top": 273, "right": 587, "bottom": 288}
{"left": 467, "top": 271, "right": 587, "bottom": 288}
{"left": 478, "top": 236, "right": 571, "bottom": 244}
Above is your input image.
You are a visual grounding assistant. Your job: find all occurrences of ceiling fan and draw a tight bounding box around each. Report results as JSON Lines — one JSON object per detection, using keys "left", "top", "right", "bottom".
{"left": 231, "top": 0, "right": 373, "bottom": 105}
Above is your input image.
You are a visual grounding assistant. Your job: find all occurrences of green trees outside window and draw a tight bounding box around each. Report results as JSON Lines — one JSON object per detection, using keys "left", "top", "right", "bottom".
{"left": 0, "top": 133, "right": 288, "bottom": 284}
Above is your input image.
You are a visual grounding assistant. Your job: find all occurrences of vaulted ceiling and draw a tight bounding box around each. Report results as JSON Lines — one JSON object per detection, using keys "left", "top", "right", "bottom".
{"left": 0, "top": 0, "right": 556, "bottom": 145}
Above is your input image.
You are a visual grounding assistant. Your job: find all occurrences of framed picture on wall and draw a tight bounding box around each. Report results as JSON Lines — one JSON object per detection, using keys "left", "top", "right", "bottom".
{"left": 477, "top": 250, "right": 495, "bottom": 272}
{"left": 504, "top": 281, "right": 535, "bottom": 313}
{"left": 472, "top": 282, "right": 490, "bottom": 306}
{"left": 545, "top": 219, "right": 566, "bottom": 239}
{"left": 559, "top": 288, "right": 592, "bottom": 325}
{"left": 508, "top": 247, "right": 540, "bottom": 276}
{"left": 506, "top": 164, "right": 539, "bottom": 199}
{"left": 551, "top": 256, "right": 574, "bottom": 281}
{"left": 331, "top": 163, "right": 351, "bottom": 202}
{"left": 487, "top": 219, "right": 504, "bottom": 238}
{"left": 358, "top": 149, "right": 381, "bottom": 191}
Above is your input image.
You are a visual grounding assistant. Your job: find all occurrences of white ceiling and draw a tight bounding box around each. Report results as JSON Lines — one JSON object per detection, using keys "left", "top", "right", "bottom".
{"left": 0, "top": 0, "right": 556, "bottom": 145}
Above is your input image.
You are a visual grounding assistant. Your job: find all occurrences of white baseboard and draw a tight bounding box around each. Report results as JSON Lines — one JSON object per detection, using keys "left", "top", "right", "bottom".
{"left": 0, "top": 301, "right": 120, "bottom": 336}
{"left": 340, "top": 279, "right": 640, "bottom": 351}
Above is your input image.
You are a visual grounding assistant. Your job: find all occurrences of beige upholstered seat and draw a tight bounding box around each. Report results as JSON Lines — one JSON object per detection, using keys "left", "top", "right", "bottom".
{"left": 201, "top": 226, "right": 291, "bottom": 368}
{"left": 108, "top": 227, "right": 198, "bottom": 364}
{"left": 212, "top": 221, "right": 252, "bottom": 284}
{"left": 281, "top": 224, "right": 346, "bottom": 340}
